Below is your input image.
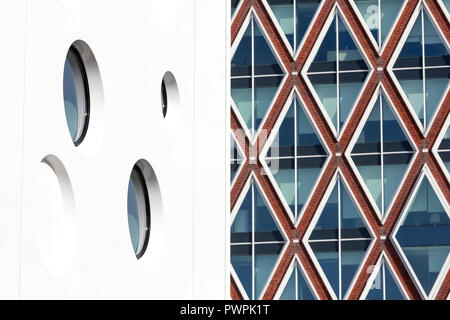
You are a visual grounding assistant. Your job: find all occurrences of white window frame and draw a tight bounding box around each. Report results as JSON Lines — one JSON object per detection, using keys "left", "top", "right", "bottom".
{"left": 230, "top": 172, "right": 289, "bottom": 300}
{"left": 302, "top": 168, "right": 377, "bottom": 300}
{"left": 301, "top": 2, "right": 375, "bottom": 139}
{"left": 258, "top": 86, "right": 331, "bottom": 227}
{"left": 386, "top": 1, "right": 450, "bottom": 136}
{"left": 273, "top": 254, "right": 320, "bottom": 300}
{"left": 359, "top": 251, "right": 410, "bottom": 300}
{"left": 345, "top": 83, "right": 419, "bottom": 224}
{"left": 390, "top": 165, "right": 450, "bottom": 299}
{"left": 431, "top": 112, "right": 450, "bottom": 184}
{"left": 231, "top": 9, "right": 289, "bottom": 144}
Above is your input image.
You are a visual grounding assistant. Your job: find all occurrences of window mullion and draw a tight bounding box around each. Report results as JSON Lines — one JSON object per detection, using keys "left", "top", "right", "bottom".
{"left": 380, "top": 95, "right": 385, "bottom": 217}
{"left": 382, "top": 262, "right": 386, "bottom": 300}
{"left": 293, "top": 0, "right": 297, "bottom": 52}
{"left": 295, "top": 265, "right": 299, "bottom": 300}
{"left": 336, "top": 13, "right": 340, "bottom": 133}
{"left": 421, "top": 9, "right": 426, "bottom": 129}
{"left": 251, "top": 182, "right": 255, "bottom": 300}
{"left": 378, "top": 0, "right": 382, "bottom": 48}
{"left": 252, "top": 18, "right": 255, "bottom": 137}
{"left": 337, "top": 179, "right": 342, "bottom": 300}
{"left": 294, "top": 99, "right": 298, "bottom": 221}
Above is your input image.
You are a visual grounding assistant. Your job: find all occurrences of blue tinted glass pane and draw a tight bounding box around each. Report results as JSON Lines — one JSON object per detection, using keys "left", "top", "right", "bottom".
{"left": 309, "top": 74, "right": 338, "bottom": 130}
{"left": 231, "top": 161, "right": 241, "bottom": 182}
{"left": 394, "top": 15, "right": 422, "bottom": 68}
{"left": 231, "top": 78, "right": 252, "bottom": 130}
{"left": 382, "top": 94, "right": 413, "bottom": 152}
{"left": 445, "top": 0, "right": 450, "bottom": 15}
{"left": 340, "top": 181, "right": 371, "bottom": 239}
{"left": 339, "top": 72, "right": 368, "bottom": 131}
{"left": 63, "top": 58, "right": 78, "bottom": 141}
{"left": 127, "top": 178, "right": 139, "bottom": 253}
{"left": 309, "top": 17, "right": 336, "bottom": 72}
{"left": 255, "top": 244, "right": 284, "bottom": 299}
{"left": 231, "top": 0, "right": 240, "bottom": 18}
{"left": 232, "top": 23, "right": 252, "bottom": 76}
{"left": 395, "top": 71, "right": 424, "bottom": 126}
{"left": 338, "top": 15, "right": 368, "bottom": 70}
{"left": 424, "top": 10, "right": 450, "bottom": 67}
{"left": 397, "top": 177, "right": 450, "bottom": 295}
{"left": 353, "top": 96, "right": 380, "bottom": 153}
{"left": 273, "top": 100, "right": 295, "bottom": 157}
{"left": 271, "top": 158, "right": 296, "bottom": 217}
{"left": 310, "top": 241, "right": 339, "bottom": 297}
{"left": 297, "top": 267, "right": 316, "bottom": 300}
{"left": 279, "top": 267, "right": 296, "bottom": 300}
{"left": 439, "top": 151, "right": 450, "bottom": 175}
{"left": 353, "top": 156, "right": 382, "bottom": 214}
{"left": 425, "top": 69, "right": 449, "bottom": 128}
{"left": 254, "top": 21, "right": 283, "bottom": 75}
{"left": 380, "top": 0, "right": 404, "bottom": 46}
{"left": 255, "top": 76, "right": 283, "bottom": 131}
{"left": 341, "top": 240, "right": 371, "bottom": 297}
{"left": 231, "top": 187, "right": 252, "bottom": 243}
{"left": 268, "top": 0, "right": 294, "bottom": 49}
{"left": 354, "top": 0, "right": 379, "bottom": 46}
{"left": 385, "top": 263, "right": 405, "bottom": 300}
{"left": 231, "top": 245, "right": 252, "bottom": 299}
{"left": 255, "top": 184, "right": 283, "bottom": 242}
{"left": 297, "top": 158, "right": 324, "bottom": 217}
{"left": 297, "top": 99, "right": 326, "bottom": 155}
{"left": 296, "top": 1, "right": 320, "bottom": 49}
{"left": 365, "top": 266, "right": 383, "bottom": 300}
{"left": 384, "top": 162, "right": 409, "bottom": 214}
{"left": 310, "top": 183, "right": 338, "bottom": 240}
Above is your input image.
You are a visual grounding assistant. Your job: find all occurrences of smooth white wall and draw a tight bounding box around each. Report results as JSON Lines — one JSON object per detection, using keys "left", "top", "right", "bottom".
{"left": 0, "top": 0, "right": 228, "bottom": 299}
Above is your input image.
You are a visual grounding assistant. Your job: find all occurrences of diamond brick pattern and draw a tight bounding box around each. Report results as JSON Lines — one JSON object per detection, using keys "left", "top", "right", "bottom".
{"left": 230, "top": 0, "right": 450, "bottom": 300}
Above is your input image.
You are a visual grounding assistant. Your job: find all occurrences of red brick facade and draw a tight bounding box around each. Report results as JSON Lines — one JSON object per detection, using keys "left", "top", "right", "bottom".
{"left": 231, "top": 0, "right": 450, "bottom": 300}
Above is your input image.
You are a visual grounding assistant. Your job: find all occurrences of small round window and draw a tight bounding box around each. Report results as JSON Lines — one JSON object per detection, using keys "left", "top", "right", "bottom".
{"left": 161, "top": 80, "right": 168, "bottom": 118}
{"left": 63, "top": 44, "right": 90, "bottom": 146}
{"left": 161, "top": 71, "right": 179, "bottom": 118}
{"left": 127, "top": 164, "right": 151, "bottom": 259}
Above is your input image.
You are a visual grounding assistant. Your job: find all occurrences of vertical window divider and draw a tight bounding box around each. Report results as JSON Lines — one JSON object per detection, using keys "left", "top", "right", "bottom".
{"left": 421, "top": 8, "right": 426, "bottom": 129}
{"left": 293, "top": 0, "right": 297, "bottom": 52}
{"left": 336, "top": 13, "right": 341, "bottom": 133}
{"left": 378, "top": 0, "right": 382, "bottom": 48}
{"left": 251, "top": 18, "right": 256, "bottom": 137}
{"left": 295, "top": 265, "right": 299, "bottom": 300}
{"left": 251, "top": 182, "right": 256, "bottom": 299}
{"left": 294, "top": 99, "right": 298, "bottom": 221}
{"left": 382, "top": 262, "right": 386, "bottom": 300}
{"left": 380, "top": 95, "right": 385, "bottom": 217}
{"left": 337, "top": 179, "right": 342, "bottom": 300}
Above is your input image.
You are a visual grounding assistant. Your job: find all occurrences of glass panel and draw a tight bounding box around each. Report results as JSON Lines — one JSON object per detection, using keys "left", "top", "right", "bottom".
{"left": 310, "top": 241, "right": 339, "bottom": 297}
{"left": 231, "top": 135, "right": 243, "bottom": 183}
{"left": 297, "top": 266, "right": 316, "bottom": 300}
{"left": 255, "top": 184, "right": 284, "bottom": 242}
{"left": 380, "top": 0, "right": 404, "bottom": 46}
{"left": 231, "top": 0, "right": 240, "bottom": 18}
{"left": 353, "top": 96, "right": 380, "bottom": 154}
{"left": 271, "top": 158, "right": 296, "bottom": 215}
{"left": 394, "top": 15, "right": 422, "bottom": 68}
{"left": 339, "top": 72, "right": 369, "bottom": 130}
{"left": 297, "top": 99, "right": 326, "bottom": 156}
{"left": 268, "top": 0, "right": 295, "bottom": 49}
{"left": 254, "top": 76, "right": 283, "bottom": 131}
{"left": 231, "top": 245, "right": 253, "bottom": 299}
{"left": 309, "top": 74, "right": 338, "bottom": 130}
{"left": 382, "top": 94, "right": 413, "bottom": 152}
{"left": 297, "top": 157, "right": 325, "bottom": 216}
{"left": 231, "top": 78, "right": 252, "bottom": 130}
{"left": 231, "top": 187, "right": 252, "bottom": 243}
{"left": 309, "top": 17, "right": 337, "bottom": 72}
{"left": 254, "top": 21, "right": 283, "bottom": 75}
{"left": 365, "top": 264, "right": 383, "bottom": 300}
{"left": 295, "top": 1, "right": 321, "bottom": 49}
{"left": 383, "top": 160, "right": 410, "bottom": 213}
{"left": 231, "top": 23, "right": 252, "bottom": 76}
{"left": 310, "top": 182, "right": 338, "bottom": 240}
{"left": 395, "top": 70, "right": 424, "bottom": 126}
{"left": 338, "top": 15, "right": 368, "bottom": 71}
{"left": 385, "top": 263, "right": 405, "bottom": 300}
{"left": 354, "top": 0, "right": 379, "bottom": 45}
{"left": 255, "top": 243, "right": 284, "bottom": 299}
{"left": 274, "top": 100, "right": 295, "bottom": 157}
{"left": 341, "top": 240, "right": 371, "bottom": 297}
{"left": 127, "top": 178, "right": 140, "bottom": 253}
{"left": 63, "top": 58, "right": 79, "bottom": 141}
{"left": 353, "top": 155, "right": 382, "bottom": 213}
{"left": 279, "top": 266, "right": 296, "bottom": 300}
{"left": 340, "top": 181, "right": 371, "bottom": 239}
{"left": 396, "top": 177, "right": 450, "bottom": 295}
{"left": 425, "top": 68, "right": 449, "bottom": 128}
{"left": 423, "top": 10, "right": 450, "bottom": 67}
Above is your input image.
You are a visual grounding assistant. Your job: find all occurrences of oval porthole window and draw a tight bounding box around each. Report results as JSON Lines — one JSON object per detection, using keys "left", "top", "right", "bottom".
{"left": 127, "top": 164, "right": 151, "bottom": 259}
{"left": 161, "top": 71, "right": 179, "bottom": 118}
{"left": 63, "top": 44, "right": 90, "bottom": 146}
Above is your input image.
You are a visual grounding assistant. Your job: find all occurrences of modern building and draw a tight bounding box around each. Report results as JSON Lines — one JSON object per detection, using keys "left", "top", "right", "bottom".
{"left": 230, "top": 0, "right": 450, "bottom": 300}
